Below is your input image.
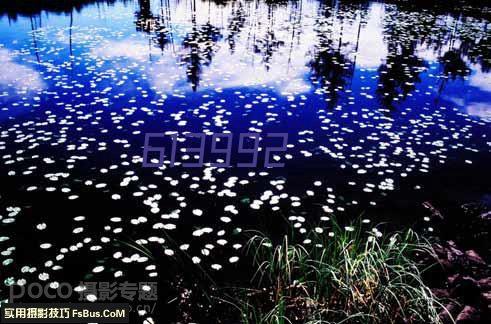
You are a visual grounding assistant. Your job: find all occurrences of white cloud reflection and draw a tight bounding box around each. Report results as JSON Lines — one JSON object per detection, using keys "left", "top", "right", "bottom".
{"left": 466, "top": 102, "right": 491, "bottom": 120}
{"left": 354, "top": 3, "right": 388, "bottom": 69}
{"left": 91, "top": 39, "right": 161, "bottom": 60}
{"left": 0, "top": 48, "right": 44, "bottom": 91}
{"left": 469, "top": 67, "right": 491, "bottom": 93}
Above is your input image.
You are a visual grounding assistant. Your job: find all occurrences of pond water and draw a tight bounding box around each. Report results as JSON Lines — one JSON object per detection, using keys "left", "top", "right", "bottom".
{"left": 0, "top": 0, "right": 490, "bottom": 322}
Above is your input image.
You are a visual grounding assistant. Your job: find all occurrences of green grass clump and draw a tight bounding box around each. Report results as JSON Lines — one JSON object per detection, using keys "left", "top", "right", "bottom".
{"left": 232, "top": 221, "right": 445, "bottom": 324}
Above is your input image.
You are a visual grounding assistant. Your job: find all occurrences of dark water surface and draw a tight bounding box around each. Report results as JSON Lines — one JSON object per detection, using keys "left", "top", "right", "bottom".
{"left": 1, "top": 0, "right": 490, "bottom": 322}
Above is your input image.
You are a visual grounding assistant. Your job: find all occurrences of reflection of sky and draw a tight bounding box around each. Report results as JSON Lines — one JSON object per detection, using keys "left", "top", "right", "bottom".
{"left": 469, "top": 67, "right": 491, "bottom": 93}
{"left": 0, "top": 47, "right": 44, "bottom": 91}
{"left": 92, "top": 39, "right": 161, "bottom": 59}
{"left": 464, "top": 67, "right": 491, "bottom": 120}
{"left": 89, "top": 0, "right": 320, "bottom": 94}
{"left": 350, "top": 3, "right": 387, "bottom": 68}
{"left": 466, "top": 102, "right": 491, "bottom": 120}
{"left": 88, "top": 2, "right": 395, "bottom": 94}
{"left": 0, "top": 0, "right": 490, "bottom": 121}
{"left": 441, "top": 64, "right": 491, "bottom": 120}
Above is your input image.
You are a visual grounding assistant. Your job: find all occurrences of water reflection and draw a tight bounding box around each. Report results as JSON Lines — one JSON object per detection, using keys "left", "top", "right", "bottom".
{"left": 0, "top": 1, "right": 490, "bottom": 322}
{"left": 118, "top": 0, "right": 490, "bottom": 101}
{"left": 0, "top": 48, "right": 44, "bottom": 90}
{"left": 180, "top": 1, "right": 222, "bottom": 90}
{"left": 3, "top": 0, "right": 488, "bottom": 100}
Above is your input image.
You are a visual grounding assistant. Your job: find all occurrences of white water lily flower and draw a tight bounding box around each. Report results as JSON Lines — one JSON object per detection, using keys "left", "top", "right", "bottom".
{"left": 92, "top": 266, "right": 104, "bottom": 273}
{"left": 192, "top": 209, "right": 203, "bottom": 216}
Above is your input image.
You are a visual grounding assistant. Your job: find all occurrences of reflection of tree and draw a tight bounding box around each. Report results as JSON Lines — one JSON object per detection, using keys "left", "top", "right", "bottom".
{"left": 336, "top": 0, "right": 369, "bottom": 27}
{"left": 68, "top": 8, "right": 74, "bottom": 73}
{"left": 436, "top": 49, "right": 470, "bottom": 93}
{"left": 252, "top": 4, "right": 285, "bottom": 70}
{"left": 466, "top": 35, "right": 491, "bottom": 73}
{"left": 382, "top": 5, "right": 437, "bottom": 55}
{"left": 285, "top": 0, "right": 303, "bottom": 70}
{"left": 154, "top": 0, "right": 174, "bottom": 52}
{"left": 379, "top": 2, "right": 489, "bottom": 100}
{"left": 345, "top": 0, "right": 369, "bottom": 83}
{"left": 135, "top": 0, "right": 174, "bottom": 52}
{"left": 0, "top": 0, "right": 123, "bottom": 21}
{"left": 377, "top": 46, "right": 427, "bottom": 108}
{"left": 384, "top": 0, "right": 488, "bottom": 21}
{"left": 227, "top": 1, "right": 246, "bottom": 53}
{"left": 309, "top": 44, "right": 351, "bottom": 109}
{"left": 181, "top": 0, "right": 222, "bottom": 91}
{"left": 210, "top": 0, "right": 229, "bottom": 6}
{"left": 30, "top": 15, "right": 41, "bottom": 63}
{"left": 459, "top": 20, "right": 490, "bottom": 73}
{"left": 135, "top": 0, "right": 155, "bottom": 33}
{"left": 378, "top": 5, "right": 429, "bottom": 108}
{"left": 439, "top": 50, "right": 469, "bottom": 79}
{"left": 388, "top": 4, "right": 491, "bottom": 74}
{"left": 69, "top": 9, "right": 73, "bottom": 57}
{"left": 307, "top": 1, "right": 354, "bottom": 108}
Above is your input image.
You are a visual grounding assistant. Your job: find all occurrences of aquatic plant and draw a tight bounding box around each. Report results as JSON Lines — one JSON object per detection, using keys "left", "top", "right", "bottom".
{"left": 230, "top": 221, "right": 446, "bottom": 324}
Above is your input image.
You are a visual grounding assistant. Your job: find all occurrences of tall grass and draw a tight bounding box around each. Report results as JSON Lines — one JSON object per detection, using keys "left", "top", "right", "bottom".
{"left": 232, "top": 220, "right": 446, "bottom": 324}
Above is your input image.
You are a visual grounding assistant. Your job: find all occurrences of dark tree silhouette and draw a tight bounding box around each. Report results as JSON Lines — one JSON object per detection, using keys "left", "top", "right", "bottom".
{"left": 181, "top": 0, "right": 222, "bottom": 91}
{"left": 227, "top": 1, "right": 246, "bottom": 53}
{"left": 307, "top": 0, "right": 355, "bottom": 108}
